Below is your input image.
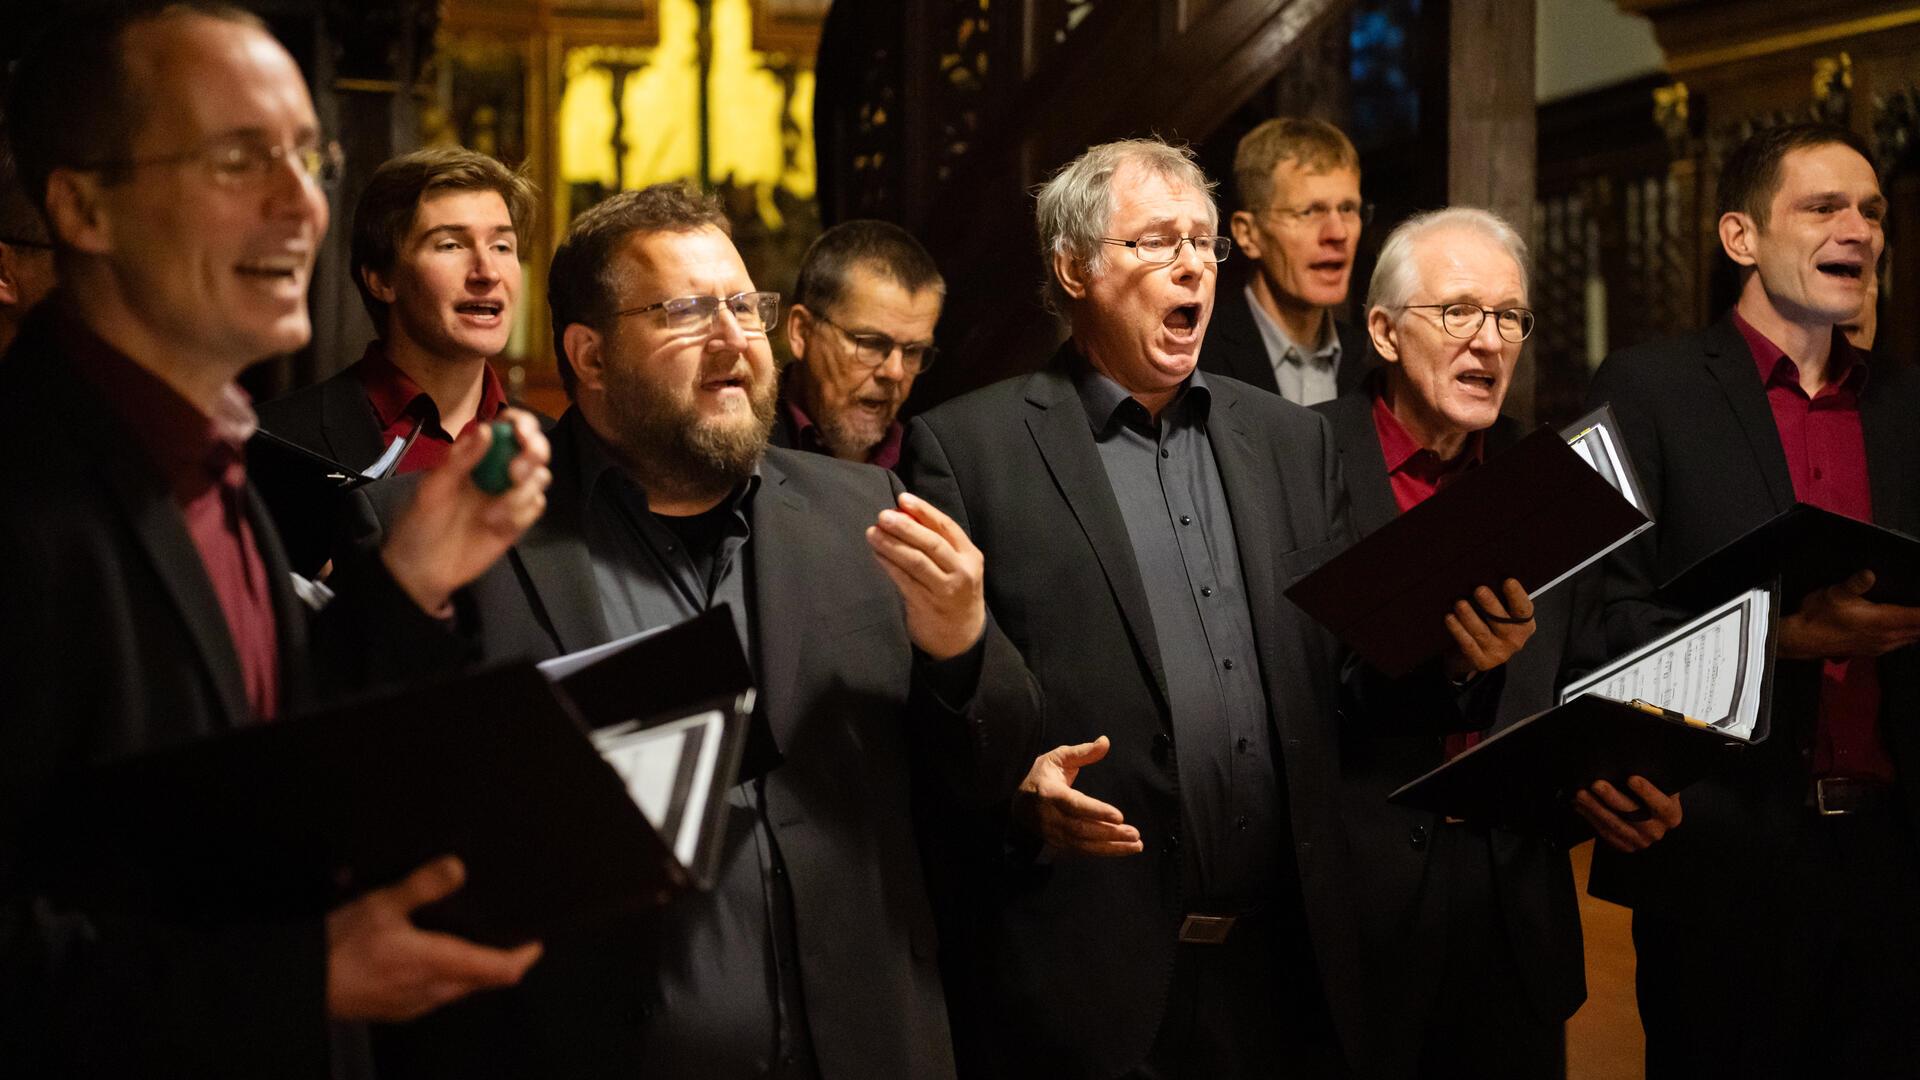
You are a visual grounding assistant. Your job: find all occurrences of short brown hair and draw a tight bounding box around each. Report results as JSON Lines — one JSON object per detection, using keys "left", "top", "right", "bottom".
{"left": 792, "top": 219, "right": 943, "bottom": 316}
{"left": 350, "top": 148, "right": 538, "bottom": 329}
{"left": 1233, "top": 118, "right": 1360, "bottom": 212}
{"left": 547, "top": 183, "right": 730, "bottom": 395}
{"left": 5, "top": 2, "right": 267, "bottom": 215}
{"left": 1716, "top": 122, "right": 1876, "bottom": 228}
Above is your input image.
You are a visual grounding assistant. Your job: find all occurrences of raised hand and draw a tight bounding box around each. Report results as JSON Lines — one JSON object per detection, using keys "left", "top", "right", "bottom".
{"left": 866, "top": 491, "right": 987, "bottom": 661}
{"left": 1014, "top": 736, "right": 1144, "bottom": 858}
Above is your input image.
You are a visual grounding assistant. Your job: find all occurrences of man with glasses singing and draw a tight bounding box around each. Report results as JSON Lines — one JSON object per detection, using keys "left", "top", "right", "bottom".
{"left": 369, "top": 182, "right": 1040, "bottom": 1080}
{"left": 777, "top": 219, "right": 943, "bottom": 468}
{"left": 0, "top": 133, "right": 55, "bottom": 356}
{"left": 899, "top": 138, "right": 1530, "bottom": 1080}
{"left": 1316, "top": 208, "right": 1680, "bottom": 1079}
{"left": 1198, "top": 117, "right": 1373, "bottom": 404}
{"left": 0, "top": 4, "right": 552, "bottom": 1076}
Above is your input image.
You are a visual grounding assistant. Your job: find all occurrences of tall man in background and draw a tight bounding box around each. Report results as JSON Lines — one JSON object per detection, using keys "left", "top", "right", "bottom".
{"left": 1199, "top": 118, "right": 1372, "bottom": 403}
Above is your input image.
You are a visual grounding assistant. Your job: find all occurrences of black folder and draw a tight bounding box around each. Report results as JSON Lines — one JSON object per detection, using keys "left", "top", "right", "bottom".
{"left": 1286, "top": 411, "right": 1650, "bottom": 676}
{"left": 31, "top": 610, "right": 753, "bottom": 947}
{"left": 247, "top": 428, "right": 382, "bottom": 578}
{"left": 1387, "top": 695, "right": 1751, "bottom": 842}
{"left": 1661, "top": 503, "right": 1920, "bottom": 610}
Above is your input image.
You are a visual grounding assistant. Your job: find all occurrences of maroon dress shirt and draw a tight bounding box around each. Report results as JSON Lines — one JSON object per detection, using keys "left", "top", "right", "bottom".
{"left": 67, "top": 323, "right": 280, "bottom": 722}
{"left": 1733, "top": 312, "right": 1892, "bottom": 782}
{"left": 352, "top": 340, "right": 509, "bottom": 474}
{"left": 1372, "top": 390, "right": 1487, "bottom": 758}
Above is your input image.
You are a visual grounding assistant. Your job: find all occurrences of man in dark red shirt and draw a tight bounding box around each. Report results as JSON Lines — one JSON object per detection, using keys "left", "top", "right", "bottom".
{"left": 1317, "top": 206, "right": 1678, "bottom": 1080}
{"left": 1585, "top": 123, "right": 1920, "bottom": 1078}
{"left": 259, "top": 147, "right": 535, "bottom": 475}
{"left": 0, "top": 5, "right": 553, "bottom": 1077}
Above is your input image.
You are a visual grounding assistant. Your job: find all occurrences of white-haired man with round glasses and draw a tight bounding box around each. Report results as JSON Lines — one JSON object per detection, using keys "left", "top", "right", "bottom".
{"left": 1310, "top": 207, "right": 1681, "bottom": 1078}
{"left": 900, "top": 139, "right": 1533, "bottom": 1080}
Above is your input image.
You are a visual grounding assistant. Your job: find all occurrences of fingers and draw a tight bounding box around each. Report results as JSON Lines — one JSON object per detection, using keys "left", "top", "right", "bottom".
{"left": 384, "top": 855, "right": 468, "bottom": 914}
{"left": 1054, "top": 735, "right": 1113, "bottom": 771}
{"left": 1626, "top": 775, "right": 1684, "bottom": 829}
{"left": 444, "top": 417, "right": 493, "bottom": 472}
{"left": 869, "top": 507, "right": 968, "bottom": 578}
{"left": 1843, "top": 569, "right": 1877, "bottom": 596}
{"left": 406, "top": 931, "right": 545, "bottom": 990}
{"left": 1576, "top": 780, "right": 1678, "bottom": 852}
{"left": 1444, "top": 612, "right": 1492, "bottom": 673}
{"left": 1570, "top": 792, "right": 1643, "bottom": 853}
{"left": 895, "top": 491, "right": 970, "bottom": 550}
{"left": 1499, "top": 578, "right": 1534, "bottom": 620}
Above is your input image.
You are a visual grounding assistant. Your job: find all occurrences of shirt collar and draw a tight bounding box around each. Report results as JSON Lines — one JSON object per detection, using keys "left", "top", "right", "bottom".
{"left": 1732, "top": 310, "right": 1869, "bottom": 394}
{"left": 354, "top": 339, "right": 510, "bottom": 434}
{"left": 1068, "top": 345, "right": 1213, "bottom": 436}
{"left": 1370, "top": 385, "right": 1483, "bottom": 476}
{"left": 1244, "top": 284, "right": 1342, "bottom": 370}
{"left": 63, "top": 311, "right": 255, "bottom": 502}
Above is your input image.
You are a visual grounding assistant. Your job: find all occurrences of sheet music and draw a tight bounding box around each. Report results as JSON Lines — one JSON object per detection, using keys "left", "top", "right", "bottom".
{"left": 591, "top": 710, "right": 728, "bottom": 868}
{"left": 1561, "top": 587, "right": 1771, "bottom": 740}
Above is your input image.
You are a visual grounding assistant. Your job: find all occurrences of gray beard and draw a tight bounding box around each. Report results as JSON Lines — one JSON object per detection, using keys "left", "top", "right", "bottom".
{"left": 604, "top": 367, "right": 777, "bottom": 507}
{"left": 811, "top": 402, "right": 890, "bottom": 461}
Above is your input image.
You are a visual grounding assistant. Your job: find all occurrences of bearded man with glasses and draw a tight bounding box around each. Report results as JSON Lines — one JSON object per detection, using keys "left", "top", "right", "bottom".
{"left": 777, "top": 219, "right": 944, "bottom": 469}
{"left": 1199, "top": 117, "right": 1376, "bottom": 405}
{"left": 365, "top": 181, "right": 1041, "bottom": 1080}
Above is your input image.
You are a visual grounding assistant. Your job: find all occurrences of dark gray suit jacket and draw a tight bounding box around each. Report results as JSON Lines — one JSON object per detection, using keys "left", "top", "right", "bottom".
{"left": 898, "top": 350, "right": 1487, "bottom": 1080}
{"left": 1581, "top": 318, "right": 1920, "bottom": 917}
{"left": 1314, "top": 391, "right": 1586, "bottom": 1076}
{"left": 1197, "top": 284, "right": 1373, "bottom": 400}
{"left": 370, "top": 409, "right": 1043, "bottom": 1080}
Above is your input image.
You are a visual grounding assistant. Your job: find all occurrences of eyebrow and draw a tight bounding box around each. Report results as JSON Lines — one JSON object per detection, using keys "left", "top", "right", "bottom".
{"left": 420, "top": 224, "right": 517, "bottom": 239}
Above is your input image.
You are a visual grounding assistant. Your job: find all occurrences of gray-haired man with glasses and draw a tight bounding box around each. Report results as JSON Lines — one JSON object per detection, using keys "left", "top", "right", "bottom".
{"left": 368, "top": 181, "right": 1041, "bottom": 1080}
{"left": 778, "top": 219, "right": 946, "bottom": 469}
{"left": 1200, "top": 117, "right": 1375, "bottom": 405}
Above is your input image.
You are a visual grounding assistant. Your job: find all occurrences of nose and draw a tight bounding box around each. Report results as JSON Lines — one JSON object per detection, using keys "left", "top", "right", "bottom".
{"left": 1835, "top": 204, "right": 1879, "bottom": 244}
{"left": 1323, "top": 212, "right": 1351, "bottom": 244}
{"left": 469, "top": 247, "right": 502, "bottom": 284}
{"left": 264, "top": 147, "right": 323, "bottom": 221}
{"left": 1170, "top": 237, "right": 1206, "bottom": 283}
{"left": 875, "top": 345, "right": 909, "bottom": 383}
{"left": 709, "top": 303, "right": 752, "bottom": 353}
{"left": 1470, "top": 309, "right": 1505, "bottom": 354}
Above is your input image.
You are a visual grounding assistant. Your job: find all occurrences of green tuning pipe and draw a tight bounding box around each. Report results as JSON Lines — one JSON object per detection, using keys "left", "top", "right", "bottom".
{"left": 470, "top": 420, "right": 519, "bottom": 494}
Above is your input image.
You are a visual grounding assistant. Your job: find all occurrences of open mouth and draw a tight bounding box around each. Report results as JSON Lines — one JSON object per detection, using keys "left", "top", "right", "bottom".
{"left": 236, "top": 257, "right": 304, "bottom": 282}
{"left": 1164, "top": 303, "right": 1201, "bottom": 333}
{"left": 1456, "top": 371, "right": 1497, "bottom": 392}
{"left": 1817, "top": 261, "right": 1864, "bottom": 280}
{"left": 1309, "top": 259, "right": 1348, "bottom": 273}
{"left": 700, "top": 372, "right": 749, "bottom": 393}
{"left": 456, "top": 300, "right": 506, "bottom": 319}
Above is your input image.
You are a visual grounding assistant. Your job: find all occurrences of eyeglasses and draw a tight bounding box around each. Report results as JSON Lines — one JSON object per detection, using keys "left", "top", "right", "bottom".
{"left": 80, "top": 135, "right": 345, "bottom": 189}
{"left": 812, "top": 312, "right": 938, "bottom": 374}
{"left": 1402, "top": 303, "right": 1535, "bottom": 344}
{"left": 616, "top": 291, "right": 782, "bottom": 335}
{"left": 1263, "top": 201, "right": 1374, "bottom": 229}
{"left": 1099, "top": 233, "right": 1232, "bottom": 265}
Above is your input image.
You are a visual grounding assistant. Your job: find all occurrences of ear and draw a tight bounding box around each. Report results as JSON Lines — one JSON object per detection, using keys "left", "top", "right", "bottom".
{"left": 0, "top": 245, "right": 19, "bottom": 307}
{"left": 361, "top": 264, "right": 398, "bottom": 305}
{"left": 785, "top": 303, "right": 811, "bottom": 362}
{"left": 1053, "top": 249, "right": 1091, "bottom": 302}
{"left": 1367, "top": 305, "right": 1401, "bottom": 364}
{"left": 563, "top": 322, "right": 607, "bottom": 393}
{"left": 1718, "top": 211, "right": 1759, "bottom": 268}
{"left": 1229, "top": 210, "right": 1262, "bottom": 259}
{"left": 41, "top": 168, "right": 111, "bottom": 256}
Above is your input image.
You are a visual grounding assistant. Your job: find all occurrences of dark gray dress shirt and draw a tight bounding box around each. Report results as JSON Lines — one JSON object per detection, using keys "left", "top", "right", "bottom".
{"left": 1071, "top": 362, "right": 1291, "bottom": 906}
{"left": 574, "top": 422, "right": 820, "bottom": 1080}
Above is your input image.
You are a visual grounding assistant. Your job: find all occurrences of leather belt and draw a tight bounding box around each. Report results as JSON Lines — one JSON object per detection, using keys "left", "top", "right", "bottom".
{"left": 1177, "top": 903, "right": 1276, "bottom": 945}
{"left": 1810, "top": 776, "right": 1893, "bottom": 817}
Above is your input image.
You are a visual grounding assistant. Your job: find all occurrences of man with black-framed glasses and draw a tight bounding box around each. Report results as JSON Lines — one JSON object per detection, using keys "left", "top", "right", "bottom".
{"left": 777, "top": 220, "right": 944, "bottom": 469}
{"left": 1199, "top": 117, "right": 1375, "bottom": 405}
{"left": 0, "top": 133, "right": 55, "bottom": 356}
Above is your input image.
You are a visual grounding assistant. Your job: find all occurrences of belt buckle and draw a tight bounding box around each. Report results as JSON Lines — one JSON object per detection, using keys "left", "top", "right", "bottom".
{"left": 1178, "top": 913, "right": 1236, "bottom": 945}
{"left": 1814, "top": 777, "right": 1854, "bottom": 817}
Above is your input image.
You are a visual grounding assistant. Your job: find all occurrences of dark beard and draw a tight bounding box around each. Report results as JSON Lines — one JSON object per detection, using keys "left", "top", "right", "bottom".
{"left": 604, "top": 363, "right": 777, "bottom": 506}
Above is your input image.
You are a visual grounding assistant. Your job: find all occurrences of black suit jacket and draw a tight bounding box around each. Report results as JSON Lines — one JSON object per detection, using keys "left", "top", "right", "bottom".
{"left": 1197, "top": 284, "right": 1373, "bottom": 400}
{"left": 898, "top": 350, "right": 1487, "bottom": 1080}
{"left": 257, "top": 362, "right": 389, "bottom": 471}
{"left": 0, "top": 307, "right": 467, "bottom": 1079}
{"left": 1314, "top": 392, "right": 1586, "bottom": 1075}
{"left": 1580, "top": 318, "right": 1920, "bottom": 916}
{"left": 371, "top": 409, "right": 1043, "bottom": 1080}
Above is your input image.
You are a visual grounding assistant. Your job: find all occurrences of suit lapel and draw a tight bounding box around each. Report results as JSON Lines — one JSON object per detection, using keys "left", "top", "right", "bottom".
{"left": 1861, "top": 373, "right": 1912, "bottom": 533}
{"left": 1205, "top": 288, "right": 1281, "bottom": 394}
{"left": 746, "top": 453, "right": 809, "bottom": 753}
{"left": 511, "top": 412, "right": 609, "bottom": 654}
{"left": 1023, "top": 367, "right": 1170, "bottom": 709}
{"left": 321, "top": 371, "right": 387, "bottom": 471}
{"left": 1700, "top": 319, "right": 1797, "bottom": 513}
{"left": 1320, "top": 392, "right": 1399, "bottom": 537}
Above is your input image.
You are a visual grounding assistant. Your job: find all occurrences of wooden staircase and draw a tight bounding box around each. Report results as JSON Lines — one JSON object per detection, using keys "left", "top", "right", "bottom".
{"left": 816, "top": 0, "right": 1353, "bottom": 408}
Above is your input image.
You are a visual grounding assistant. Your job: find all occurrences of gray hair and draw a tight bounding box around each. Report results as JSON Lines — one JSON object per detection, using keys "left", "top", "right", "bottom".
{"left": 1034, "top": 138, "right": 1217, "bottom": 321}
{"left": 1365, "top": 206, "right": 1529, "bottom": 314}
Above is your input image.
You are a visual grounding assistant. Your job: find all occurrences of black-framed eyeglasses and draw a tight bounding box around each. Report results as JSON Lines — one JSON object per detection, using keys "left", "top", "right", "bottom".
{"left": 1099, "top": 233, "right": 1232, "bottom": 265}
{"left": 1264, "top": 201, "right": 1374, "bottom": 229}
{"left": 78, "top": 135, "right": 345, "bottom": 189}
{"left": 1402, "top": 302, "right": 1535, "bottom": 344}
{"left": 616, "top": 291, "right": 782, "bottom": 335}
{"left": 812, "top": 311, "right": 938, "bottom": 374}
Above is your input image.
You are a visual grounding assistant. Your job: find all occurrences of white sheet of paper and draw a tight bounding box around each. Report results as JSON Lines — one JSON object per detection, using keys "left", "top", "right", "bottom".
{"left": 1561, "top": 586, "right": 1771, "bottom": 740}
{"left": 591, "top": 710, "right": 727, "bottom": 868}
{"left": 535, "top": 624, "right": 673, "bottom": 682}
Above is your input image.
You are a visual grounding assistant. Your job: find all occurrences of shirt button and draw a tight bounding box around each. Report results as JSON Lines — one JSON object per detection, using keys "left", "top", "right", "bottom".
{"left": 772, "top": 864, "right": 786, "bottom": 877}
{"left": 1180, "top": 514, "right": 1192, "bottom": 526}
{"left": 1200, "top": 586, "right": 1214, "bottom": 597}
{"left": 1237, "top": 737, "right": 1249, "bottom": 752}
{"left": 1222, "top": 658, "right": 1235, "bottom": 671}
{"left": 1160, "top": 448, "right": 1170, "bottom": 459}
{"left": 1236, "top": 815, "right": 1249, "bottom": 831}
